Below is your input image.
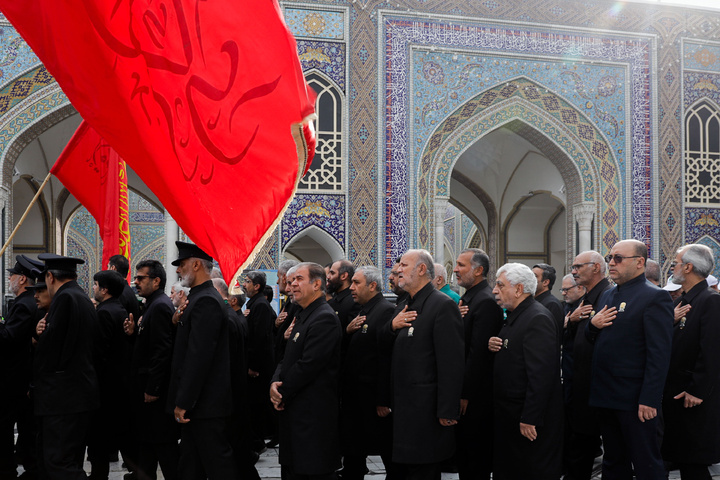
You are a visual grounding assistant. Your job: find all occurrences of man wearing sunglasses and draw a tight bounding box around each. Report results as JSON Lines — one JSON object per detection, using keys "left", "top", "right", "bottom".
{"left": 585, "top": 240, "right": 673, "bottom": 480}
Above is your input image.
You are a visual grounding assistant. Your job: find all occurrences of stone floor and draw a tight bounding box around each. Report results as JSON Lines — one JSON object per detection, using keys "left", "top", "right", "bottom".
{"left": 19, "top": 448, "right": 720, "bottom": 479}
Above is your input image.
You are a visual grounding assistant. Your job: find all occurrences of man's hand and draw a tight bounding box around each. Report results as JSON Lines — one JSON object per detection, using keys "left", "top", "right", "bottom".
{"left": 270, "top": 381, "right": 284, "bottom": 411}
{"left": 144, "top": 393, "right": 159, "bottom": 403}
{"left": 458, "top": 300, "right": 469, "bottom": 318}
{"left": 248, "top": 368, "right": 260, "bottom": 379}
{"left": 460, "top": 398, "right": 469, "bottom": 415}
{"left": 283, "top": 319, "right": 296, "bottom": 341}
{"left": 520, "top": 423, "right": 537, "bottom": 441}
{"left": 569, "top": 301, "right": 593, "bottom": 324}
{"left": 439, "top": 418, "right": 457, "bottom": 426}
{"left": 275, "top": 311, "right": 288, "bottom": 328}
{"left": 243, "top": 309, "right": 250, "bottom": 317}
{"left": 347, "top": 315, "right": 366, "bottom": 334}
{"left": 377, "top": 406, "right": 391, "bottom": 418}
{"left": 638, "top": 404, "right": 657, "bottom": 422}
{"left": 673, "top": 304, "right": 691, "bottom": 324}
{"left": 174, "top": 406, "right": 189, "bottom": 424}
{"left": 488, "top": 336, "right": 502, "bottom": 352}
{"left": 123, "top": 313, "right": 135, "bottom": 336}
{"left": 674, "top": 391, "right": 703, "bottom": 408}
{"left": 391, "top": 306, "right": 417, "bottom": 331}
{"left": 36, "top": 316, "right": 47, "bottom": 336}
{"left": 590, "top": 305, "right": 617, "bottom": 329}
{"left": 172, "top": 300, "right": 188, "bottom": 326}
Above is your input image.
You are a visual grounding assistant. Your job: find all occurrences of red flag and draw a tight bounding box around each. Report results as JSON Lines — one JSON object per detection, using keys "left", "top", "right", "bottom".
{"left": 2, "top": 0, "right": 316, "bottom": 286}
{"left": 51, "top": 122, "right": 132, "bottom": 282}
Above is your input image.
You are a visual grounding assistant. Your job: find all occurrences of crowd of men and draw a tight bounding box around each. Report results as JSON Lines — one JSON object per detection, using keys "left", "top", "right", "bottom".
{"left": 1, "top": 237, "right": 719, "bottom": 480}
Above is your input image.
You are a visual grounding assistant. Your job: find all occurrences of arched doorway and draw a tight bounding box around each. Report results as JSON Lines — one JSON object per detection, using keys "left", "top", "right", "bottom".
{"left": 283, "top": 226, "right": 344, "bottom": 266}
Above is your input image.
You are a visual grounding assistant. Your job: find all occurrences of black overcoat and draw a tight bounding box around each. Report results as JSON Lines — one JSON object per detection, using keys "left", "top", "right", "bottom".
{"left": 381, "top": 282, "right": 464, "bottom": 464}
{"left": 33, "top": 281, "right": 99, "bottom": 416}
{"left": 536, "top": 290, "right": 564, "bottom": 342}
{"left": 273, "top": 300, "right": 299, "bottom": 365}
{"left": 130, "top": 289, "right": 178, "bottom": 443}
{"left": 492, "top": 296, "right": 563, "bottom": 479}
{"left": 662, "top": 280, "right": 720, "bottom": 464}
{"left": 246, "top": 293, "right": 275, "bottom": 378}
{"left": 95, "top": 297, "right": 131, "bottom": 402}
{"left": 340, "top": 292, "right": 394, "bottom": 454}
{"left": 167, "top": 280, "right": 232, "bottom": 419}
{"left": 0, "top": 290, "right": 39, "bottom": 393}
{"left": 328, "top": 287, "right": 360, "bottom": 328}
{"left": 273, "top": 296, "right": 342, "bottom": 475}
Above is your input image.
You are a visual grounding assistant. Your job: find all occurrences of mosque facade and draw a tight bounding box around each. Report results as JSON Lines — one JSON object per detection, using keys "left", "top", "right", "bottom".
{"left": 1, "top": 0, "right": 720, "bottom": 295}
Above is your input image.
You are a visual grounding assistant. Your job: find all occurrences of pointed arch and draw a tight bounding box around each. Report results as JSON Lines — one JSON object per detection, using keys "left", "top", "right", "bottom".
{"left": 283, "top": 225, "right": 345, "bottom": 264}
{"left": 685, "top": 99, "right": 720, "bottom": 206}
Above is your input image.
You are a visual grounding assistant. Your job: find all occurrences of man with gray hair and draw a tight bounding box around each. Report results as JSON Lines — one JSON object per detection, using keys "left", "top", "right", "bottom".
{"left": 452, "top": 249, "right": 503, "bottom": 480}
{"left": 433, "top": 263, "right": 460, "bottom": 304}
{"left": 489, "top": 263, "right": 563, "bottom": 479}
{"left": 340, "top": 266, "right": 396, "bottom": 480}
{"left": 645, "top": 259, "right": 661, "bottom": 286}
{"left": 382, "top": 249, "right": 464, "bottom": 479}
{"left": 662, "top": 244, "right": 720, "bottom": 479}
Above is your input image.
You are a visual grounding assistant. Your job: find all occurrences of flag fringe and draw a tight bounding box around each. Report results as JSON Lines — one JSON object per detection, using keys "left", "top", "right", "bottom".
{"left": 227, "top": 114, "right": 317, "bottom": 292}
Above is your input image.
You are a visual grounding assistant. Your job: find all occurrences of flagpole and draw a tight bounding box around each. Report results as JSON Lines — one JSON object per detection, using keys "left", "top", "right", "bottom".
{"left": 0, "top": 171, "right": 53, "bottom": 258}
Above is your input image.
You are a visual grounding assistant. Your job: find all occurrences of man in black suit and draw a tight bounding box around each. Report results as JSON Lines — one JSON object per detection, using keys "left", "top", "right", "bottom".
{"left": 452, "top": 249, "right": 503, "bottom": 480}
{"left": 242, "top": 271, "right": 276, "bottom": 450}
{"left": 340, "top": 266, "right": 396, "bottom": 480}
{"left": 327, "top": 259, "right": 360, "bottom": 329}
{"left": 130, "top": 260, "right": 179, "bottom": 480}
{"left": 564, "top": 251, "right": 610, "bottom": 480}
{"left": 662, "top": 244, "right": 720, "bottom": 480}
{"left": 272, "top": 260, "right": 300, "bottom": 367}
{"left": 586, "top": 239, "right": 673, "bottom": 480}
{"left": 168, "top": 241, "right": 238, "bottom": 479}
{"left": 270, "top": 262, "right": 342, "bottom": 480}
{"left": 34, "top": 253, "right": 100, "bottom": 479}
{"left": 88, "top": 269, "right": 132, "bottom": 480}
{"left": 388, "top": 258, "right": 408, "bottom": 307}
{"left": 532, "top": 263, "right": 564, "bottom": 340}
{"left": 489, "top": 262, "right": 563, "bottom": 480}
{"left": 108, "top": 254, "right": 141, "bottom": 324}
{"left": 0, "top": 255, "right": 43, "bottom": 480}
{"left": 382, "top": 249, "right": 464, "bottom": 480}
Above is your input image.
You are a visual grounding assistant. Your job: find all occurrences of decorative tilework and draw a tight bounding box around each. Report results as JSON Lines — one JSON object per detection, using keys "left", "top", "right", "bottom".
{"left": 684, "top": 72, "right": 720, "bottom": 107}
{"left": 685, "top": 208, "right": 720, "bottom": 243}
{"left": 696, "top": 235, "right": 720, "bottom": 279}
{"left": 0, "top": 27, "right": 41, "bottom": 87}
{"left": 381, "top": 14, "right": 653, "bottom": 266}
{"left": 298, "top": 40, "right": 346, "bottom": 91}
{"left": 444, "top": 217, "right": 455, "bottom": 247}
{"left": 281, "top": 194, "right": 345, "bottom": 248}
{"left": 684, "top": 41, "right": 720, "bottom": 73}
{"left": 0, "top": 66, "right": 55, "bottom": 117}
{"left": 285, "top": 8, "right": 344, "bottom": 40}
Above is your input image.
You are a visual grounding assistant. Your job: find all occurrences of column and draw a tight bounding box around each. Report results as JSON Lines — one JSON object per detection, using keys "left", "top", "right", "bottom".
{"left": 574, "top": 202, "right": 596, "bottom": 254}
{"left": 165, "top": 211, "right": 178, "bottom": 294}
{"left": 434, "top": 196, "right": 449, "bottom": 266}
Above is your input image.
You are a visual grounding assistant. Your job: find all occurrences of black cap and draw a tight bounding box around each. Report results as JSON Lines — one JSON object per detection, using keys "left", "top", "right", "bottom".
{"left": 26, "top": 280, "right": 47, "bottom": 292}
{"left": 7, "top": 255, "right": 44, "bottom": 280}
{"left": 171, "top": 241, "right": 213, "bottom": 266}
{"left": 38, "top": 253, "right": 85, "bottom": 273}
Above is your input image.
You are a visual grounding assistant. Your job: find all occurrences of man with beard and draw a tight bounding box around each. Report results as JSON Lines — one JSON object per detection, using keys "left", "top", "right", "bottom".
{"left": 130, "top": 260, "right": 179, "bottom": 480}
{"left": 0, "top": 255, "right": 43, "bottom": 480}
{"left": 34, "top": 254, "right": 99, "bottom": 479}
{"left": 168, "top": 241, "right": 237, "bottom": 479}
{"left": 340, "top": 266, "right": 396, "bottom": 480}
{"left": 452, "top": 249, "right": 503, "bottom": 480}
{"left": 270, "top": 262, "right": 342, "bottom": 480}
{"left": 563, "top": 251, "right": 610, "bottom": 480}
{"left": 87, "top": 270, "right": 132, "bottom": 480}
{"left": 242, "top": 271, "right": 276, "bottom": 452}
{"left": 382, "top": 249, "right": 464, "bottom": 479}
{"left": 170, "top": 283, "right": 189, "bottom": 310}
{"left": 586, "top": 240, "right": 673, "bottom": 480}
{"left": 662, "top": 244, "right": 720, "bottom": 479}
{"left": 489, "top": 263, "right": 563, "bottom": 480}
{"left": 327, "top": 259, "right": 360, "bottom": 329}
{"left": 388, "top": 258, "right": 408, "bottom": 307}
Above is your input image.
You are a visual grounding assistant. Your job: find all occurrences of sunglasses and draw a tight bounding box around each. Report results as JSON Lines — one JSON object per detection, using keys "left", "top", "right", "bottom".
{"left": 604, "top": 254, "right": 641, "bottom": 264}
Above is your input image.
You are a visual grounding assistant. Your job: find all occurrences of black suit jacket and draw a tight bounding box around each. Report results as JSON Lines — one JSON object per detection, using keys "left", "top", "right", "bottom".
{"left": 492, "top": 296, "right": 563, "bottom": 478}
{"left": 246, "top": 293, "right": 275, "bottom": 378}
{"left": 273, "top": 296, "right": 342, "bottom": 475}
{"left": 328, "top": 287, "right": 360, "bottom": 328}
{"left": 586, "top": 274, "right": 673, "bottom": 410}
{"left": 167, "top": 280, "right": 232, "bottom": 419}
{"left": 536, "top": 290, "right": 564, "bottom": 341}
{"left": 381, "top": 281, "right": 464, "bottom": 464}
{"left": 662, "top": 281, "right": 720, "bottom": 464}
{"left": 273, "top": 300, "right": 299, "bottom": 365}
{"left": 33, "top": 281, "right": 100, "bottom": 416}
{"left": 95, "top": 297, "right": 131, "bottom": 401}
{"left": 120, "top": 283, "right": 141, "bottom": 324}
{"left": 0, "top": 289, "right": 40, "bottom": 391}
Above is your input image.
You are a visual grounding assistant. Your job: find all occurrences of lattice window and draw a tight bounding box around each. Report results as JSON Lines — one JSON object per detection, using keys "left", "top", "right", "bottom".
{"left": 299, "top": 73, "right": 343, "bottom": 191}
{"left": 686, "top": 102, "right": 720, "bottom": 205}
